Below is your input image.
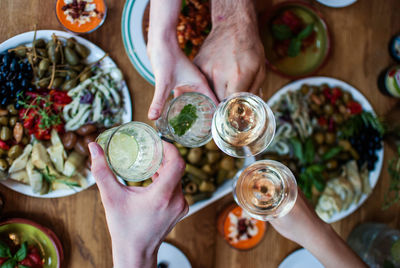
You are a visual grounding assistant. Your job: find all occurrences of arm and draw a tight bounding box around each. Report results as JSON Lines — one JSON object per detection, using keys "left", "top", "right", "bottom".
{"left": 147, "top": 0, "right": 217, "bottom": 120}
{"left": 270, "top": 191, "right": 366, "bottom": 268}
{"left": 89, "top": 142, "right": 188, "bottom": 268}
{"left": 194, "top": 0, "right": 266, "bottom": 100}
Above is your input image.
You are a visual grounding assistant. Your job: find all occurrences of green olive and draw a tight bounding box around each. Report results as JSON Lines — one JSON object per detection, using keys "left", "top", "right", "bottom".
{"left": 21, "top": 136, "right": 29, "bottom": 145}
{"left": 52, "top": 77, "right": 65, "bottom": 89}
{"left": 0, "top": 126, "right": 12, "bottom": 141}
{"left": 325, "top": 132, "right": 336, "bottom": 144}
{"left": 338, "top": 105, "right": 347, "bottom": 114}
{"left": 314, "top": 132, "right": 325, "bottom": 145}
{"left": 79, "top": 70, "right": 92, "bottom": 82}
{"left": 8, "top": 145, "right": 23, "bottom": 160}
{"left": 54, "top": 70, "right": 67, "bottom": 78}
{"left": 74, "top": 43, "right": 90, "bottom": 59}
{"left": 0, "top": 149, "right": 6, "bottom": 156}
{"left": 7, "top": 104, "right": 17, "bottom": 115}
{"left": 66, "top": 70, "right": 78, "bottom": 79}
{"left": 67, "top": 37, "right": 76, "bottom": 48}
{"left": 15, "top": 45, "right": 27, "bottom": 57}
{"left": 317, "top": 145, "right": 328, "bottom": 156}
{"left": 326, "top": 159, "right": 338, "bottom": 170}
{"left": 300, "top": 85, "right": 310, "bottom": 95}
{"left": 37, "top": 68, "right": 46, "bottom": 79}
{"left": 33, "top": 38, "right": 46, "bottom": 48}
{"left": 62, "top": 79, "right": 78, "bottom": 91}
{"left": 332, "top": 113, "right": 344, "bottom": 124}
{"left": 0, "top": 117, "right": 8, "bottom": 126}
{"left": 8, "top": 116, "right": 17, "bottom": 127}
{"left": 38, "top": 58, "right": 50, "bottom": 72}
{"left": 0, "top": 159, "right": 8, "bottom": 171}
{"left": 323, "top": 104, "right": 334, "bottom": 115}
{"left": 64, "top": 47, "right": 80, "bottom": 66}
{"left": 342, "top": 92, "right": 352, "bottom": 104}
{"left": 36, "top": 48, "right": 48, "bottom": 57}
{"left": 47, "top": 43, "right": 60, "bottom": 64}
{"left": 37, "top": 77, "right": 50, "bottom": 88}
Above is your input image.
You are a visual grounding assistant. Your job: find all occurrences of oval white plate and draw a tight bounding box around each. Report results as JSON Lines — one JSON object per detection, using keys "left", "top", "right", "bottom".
{"left": 267, "top": 77, "right": 384, "bottom": 223}
{"left": 279, "top": 248, "right": 324, "bottom": 268}
{"left": 0, "top": 30, "right": 133, "bottom": 198}
{"left": 316, "top": 0, "right": 357, "bottom": 8}
{"left": 157, "top": 242, "right": 191, "bottom": 268}
{"left": 121, "top": 0, "right": 154, "bottom": 85}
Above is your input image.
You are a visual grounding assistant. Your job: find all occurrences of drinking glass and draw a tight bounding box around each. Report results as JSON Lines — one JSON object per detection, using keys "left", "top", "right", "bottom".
{"left": 156, "top": 92, "right": 216, "bottom": 148}
{"left": 233, "top": 160, "right": 297, "bottom": 221}
{"left": 96, "top": 122, "right": 163, "bottom": 182}
{"left": 212, "top": 92, "right": 275, "bottom": 158}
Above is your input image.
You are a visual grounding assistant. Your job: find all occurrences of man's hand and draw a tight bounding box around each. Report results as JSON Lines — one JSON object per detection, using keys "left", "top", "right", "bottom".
{"left": 89, "top": 142, "right": 188, "bottom": 268}
{"left": 194, "top": 0, "right": 266, "bottom": 101}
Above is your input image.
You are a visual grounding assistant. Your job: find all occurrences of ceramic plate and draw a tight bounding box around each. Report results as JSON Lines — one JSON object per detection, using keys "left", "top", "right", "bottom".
{"left": 316, "top": 0, "right": 357, "bottom": 8}
{"left": 267, "top": 77, "right": 384, "bottom": 223}
{"left": 0, "top": 218, "right": 63, "bottom": 268}
{"left": 0, "top": 30, "right": 133, "bottom": 198}
{"left": 122, "top": 0, "right": 154, "bottom": 85}
{"left": 157, "top": 242, "right": 191, "bottom": 268}
{"left": 279, "top": 248, "right": 323, "bottom": 268}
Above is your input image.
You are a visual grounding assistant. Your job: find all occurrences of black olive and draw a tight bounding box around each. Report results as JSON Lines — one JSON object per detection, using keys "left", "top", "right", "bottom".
{"left": 2, "top": 54, "right": 10, "bottom": 66}
{"left": 1, "top": 97, "right": 8, "bottom": 106}
{"left": 20, "top": 79, "right": 29, "bottom": 88}
{"left": 14, "top": 101, "right": 21, "bottom": 110}
{"left": 10, "top": 58, "right": 18, "bottom": 72}
{"left": 27, "top": 85, "right": 35, "bottom": 92}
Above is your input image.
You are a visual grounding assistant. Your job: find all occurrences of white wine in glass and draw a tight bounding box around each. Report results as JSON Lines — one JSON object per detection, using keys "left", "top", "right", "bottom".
{"left": 96, "top": 122, "right": 163, "bottom": 182}
{"left": 233, "top": 160, "right": 297, "bottom": 221}
{"left": 212, "top": 92, "right": 275, "bottom": 158}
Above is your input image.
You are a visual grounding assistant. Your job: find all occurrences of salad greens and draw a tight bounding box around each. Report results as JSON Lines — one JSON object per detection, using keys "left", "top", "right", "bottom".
{"left": 272, "top": 23, "right": 315, "bottom": 57}
{"left": 169, "top": 104, "right": 198, "bottom": 136}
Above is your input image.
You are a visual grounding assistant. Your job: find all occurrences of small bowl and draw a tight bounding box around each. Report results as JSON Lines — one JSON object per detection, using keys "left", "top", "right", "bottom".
{"left": 259, "top": 1, "right": 331, "bottom": 78}
{"left": 55, "top": 0, "right": 107, "bottom": 34}
{"left": 0, "top": 218, "right": 63, "bottom": 268}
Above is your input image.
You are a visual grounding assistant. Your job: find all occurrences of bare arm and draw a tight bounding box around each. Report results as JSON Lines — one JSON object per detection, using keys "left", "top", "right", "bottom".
{"left": 270, "top": 191, "right": 367, "bottom": 268}
{"left": 147, "top": 0, "right": 217, "bottom": 120}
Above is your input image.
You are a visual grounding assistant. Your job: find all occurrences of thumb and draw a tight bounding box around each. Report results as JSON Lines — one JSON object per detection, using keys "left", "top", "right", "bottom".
{"left": 148, "top": 82, "right": 172, "bottom": 120}
{"left": 89, "top": 142, "right": 122, "bottom": 199}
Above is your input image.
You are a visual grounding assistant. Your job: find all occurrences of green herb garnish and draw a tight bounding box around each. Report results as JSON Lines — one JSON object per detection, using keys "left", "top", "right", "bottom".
{"left": 340, "top": 111, "right": 385, "bottom": 138}
{"left": 41, "top": 166, "right": 80, "bottom": 189}
{"left": 272, "top": 24, "right": 293, "bottom": 40}
{"left": 0, "top": 241, "right": 28, "bottom": 268}
{"left": 169, "top": 104, "right": 198, "bottom": 136}
{"left": 272, "top": 23, "right": 315, "bottom": 57}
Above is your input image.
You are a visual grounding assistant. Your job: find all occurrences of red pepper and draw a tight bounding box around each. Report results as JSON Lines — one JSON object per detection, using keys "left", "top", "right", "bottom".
{"left": 50, "top": 90, "right": 72, "bottom": 104}
{"left": 318, "top": 116, "right": 327, "bottom": 126}
{"left": 330, "top": 87, "right": 342, "bottom": 104}
{"left": 280, "top": 10, "right": 303, "bottom": 33}
{"left": 0, "top": 141, "right": 10, "bottom": 150}
{"left": 347, "top": 101, "right": 362, "bottom": 115}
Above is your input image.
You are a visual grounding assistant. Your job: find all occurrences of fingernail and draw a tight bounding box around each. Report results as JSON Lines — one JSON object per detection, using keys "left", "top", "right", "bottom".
{"left": 149, "top": 108, "right": 158, "bottom": 119}
{"left": 88, "top": 142, "right": 99, "bottom": 158}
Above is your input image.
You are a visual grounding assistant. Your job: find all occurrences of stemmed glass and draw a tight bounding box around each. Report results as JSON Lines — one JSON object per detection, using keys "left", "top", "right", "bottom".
{"left": 212, "top": 92, "right": 276, "bottom": 158}
{"left": 156, "top": 92, "right": 216, "bottom": 148}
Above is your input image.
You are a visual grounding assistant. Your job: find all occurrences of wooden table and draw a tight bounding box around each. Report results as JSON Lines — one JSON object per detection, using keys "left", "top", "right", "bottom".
{"left": 1, "top": 0, "right": 399, "bottom": 267}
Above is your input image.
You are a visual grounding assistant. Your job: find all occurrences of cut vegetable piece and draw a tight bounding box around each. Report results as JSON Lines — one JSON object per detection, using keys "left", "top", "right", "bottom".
{"left": 31, "top": 143, "right": 51, "bottom": 170}
{"left": 8, "top": 144, "right": 33, "bottom": 173}
{"left": 63, "top": 151, "right": 85, "bottom": 177}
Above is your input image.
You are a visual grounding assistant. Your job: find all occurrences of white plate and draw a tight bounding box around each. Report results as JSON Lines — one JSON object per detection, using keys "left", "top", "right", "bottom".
{"left": 0, "top": 30, "right": 133, "bottom": 198}
{"left": 279, "top": 248, "right": 324, "bottom": 268}
{"left": 267, "top": 77, "right": 384, "bottom": 223}
{"left": 121, "top": 0, "right": 154, "bottom": 85}
{"left": 316, "top": 0, "right": 357, "bottom": 8}
{"left": 157, "top": 242, "right": 191, "bottom": 268}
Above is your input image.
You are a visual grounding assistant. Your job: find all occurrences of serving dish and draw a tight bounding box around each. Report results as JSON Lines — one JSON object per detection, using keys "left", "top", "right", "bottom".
{"left": 266, "top": 77, "right": 383, "bottom": 223}
{"left": 0, "top": 30, "right": 132, "bottom": 198}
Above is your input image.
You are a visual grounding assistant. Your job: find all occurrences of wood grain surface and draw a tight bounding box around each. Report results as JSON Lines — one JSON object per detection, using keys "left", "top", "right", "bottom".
{"left": 0, "top": 0, "right": 399, "bottom": 267}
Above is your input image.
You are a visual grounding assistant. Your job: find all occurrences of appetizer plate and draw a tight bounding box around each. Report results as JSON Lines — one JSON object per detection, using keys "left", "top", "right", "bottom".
{"left": 0, "top": 218, "right": 64, "bottom": 268}
{"left": 0, "top": 30, "right": 133, "bottom": 198}
{"left": 279, "top": 248, "right": 323, "bottom": 268}
{"left": 157, "top": 242, "right": 191, "bottom": 268}
{"left": 267, "top": 77, "right": 384, "bottom": 223}
{"left": 121, "top": 0, "right": 155, "bottom": 85}
{"left": 316, "top": 0, "right": 357, "bottom": 8}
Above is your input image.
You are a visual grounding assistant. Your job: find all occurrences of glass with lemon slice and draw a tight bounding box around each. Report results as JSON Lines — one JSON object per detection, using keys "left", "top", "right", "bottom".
{"left": 96, "top": 122, "right": 163, "bottom": 182}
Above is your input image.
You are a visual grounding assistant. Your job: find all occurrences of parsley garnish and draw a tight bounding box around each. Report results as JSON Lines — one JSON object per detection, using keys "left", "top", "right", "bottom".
{"left": 169, "top": 104, "right": 198, "bottom": 136}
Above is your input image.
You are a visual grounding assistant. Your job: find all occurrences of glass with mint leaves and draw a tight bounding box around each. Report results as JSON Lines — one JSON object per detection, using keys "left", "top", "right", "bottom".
{"left": 156, "top": 92, "right": 216, "bottom": 148}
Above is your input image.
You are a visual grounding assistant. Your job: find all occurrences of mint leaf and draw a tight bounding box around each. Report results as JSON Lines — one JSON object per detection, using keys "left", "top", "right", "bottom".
{"left": 1, "top": 258, "right": 16, "bottom": 268}
{"left": 290, "top": 138, "right": 304, "bottom": 163}
{"left": 169, "top": 104, "right": 198, "bottom": 137}
{"left": 14, "top": 242, "right": 27, "bottom": 262}
{"left": 322, "top": 147, "right": 342, "bottom": 161}
{"left": 288, "top": 38, "right": 301, "bottom": 57}
{"left": 304, "top": 138, "right": 315, "bottom": 164}
{"left": 272, "top": 24, "right": 293, "bottom": 40}
{"left": 0, "top": 241, "right": 11, "bottom": 258}
{"left": 298, "top": 23, "right": 314, "bottom": 40}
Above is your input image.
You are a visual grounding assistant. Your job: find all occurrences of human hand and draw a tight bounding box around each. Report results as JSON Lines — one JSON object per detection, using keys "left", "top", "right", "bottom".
{"left": 147, "top": 35, "right": 218, "bottom": 120}
{"left": 270, "top": 190, "right": 366, "bottom": 268}
{"left": 193, "top": 0, "right": 266, "bottom": 101}
{"left": 89, "top": 141, "right": 188, "bottom": 268}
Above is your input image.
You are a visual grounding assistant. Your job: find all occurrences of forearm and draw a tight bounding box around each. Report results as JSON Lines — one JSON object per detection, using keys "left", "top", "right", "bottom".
{"left": 301, "top": 223, "right": 366, "bottom": 268}
{"left": 211, "top": 0, "right": 257, "bottom": 27}
{"left": 148, "top": 0, "right": 181, "bottom": 47}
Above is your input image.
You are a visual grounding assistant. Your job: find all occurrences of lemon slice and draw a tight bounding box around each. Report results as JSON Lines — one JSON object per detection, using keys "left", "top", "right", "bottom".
{"left": 108, "top": 132, "right": 138, "bottom": 170}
